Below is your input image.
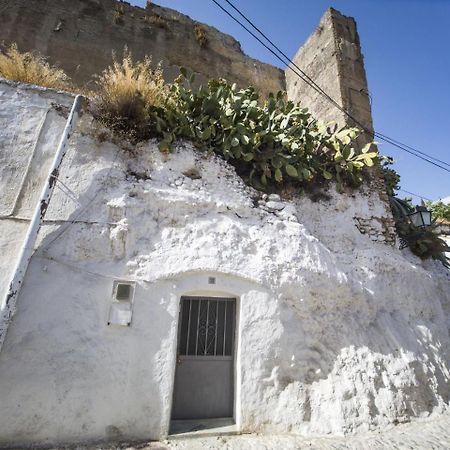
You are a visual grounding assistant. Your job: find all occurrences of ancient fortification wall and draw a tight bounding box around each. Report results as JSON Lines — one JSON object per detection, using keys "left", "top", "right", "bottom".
{"left": 0, "top": 0, "right": 285, "bottom": 97}
{"left": 0, "top": 1, "right": 372, "bottom": 132}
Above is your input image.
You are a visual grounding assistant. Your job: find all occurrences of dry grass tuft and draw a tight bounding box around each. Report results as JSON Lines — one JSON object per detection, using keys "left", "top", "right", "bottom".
{"left": 113, "top": 4, "right": 125, "bottom": 25}
{"left": 143, "top": 14, "right": 169, "bottom": 30}
{"left": 0, "top": 44, "right": 71, "bottom": 90}
{"left": 92, "top": 49, "right": 170, "bottom": 140}
{"left": 194, "top": 24, "right": 208, "bottom": 48}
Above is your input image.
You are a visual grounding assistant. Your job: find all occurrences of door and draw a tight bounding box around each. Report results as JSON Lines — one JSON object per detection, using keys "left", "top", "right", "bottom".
{"left": 172, "top": 296, "right": 236, "bottom": 420}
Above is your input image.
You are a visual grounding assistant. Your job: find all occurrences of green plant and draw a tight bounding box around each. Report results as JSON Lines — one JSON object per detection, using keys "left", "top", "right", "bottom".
{"left": 149, "top": 72, "right": 378, "bottom": 191}
{"left": 384, "top": 164, "right": 450, "bottom": 268}
{"left": 425, "top": 201, "right": 450, "bottom": 222}
{"left": 92, "top": 59, "right": 378, "bottom": 191}
{"left": 194, "top": 24, "right": 208, "bottom": 48}
{"left": 389, "top": 196, "right": 414, "bottom": 219}
{"left": 381, "top": 156, "right": 401, "bottom": 197}
{"left": 91, "top": 50, "right": 170, "bottom": 140}
{"left": 0, "top": 43, "right": 71, "bottom": 90}
{"left": 397, "top": 220, "right": 450, "bottom": 268}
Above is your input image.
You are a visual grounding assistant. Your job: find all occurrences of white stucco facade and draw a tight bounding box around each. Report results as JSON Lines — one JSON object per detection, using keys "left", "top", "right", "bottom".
{"left": 0, "top": 80, "right": 449, "bottom": 448}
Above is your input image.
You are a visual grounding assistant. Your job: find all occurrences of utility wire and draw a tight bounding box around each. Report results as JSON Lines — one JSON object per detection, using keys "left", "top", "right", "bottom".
{"left": 40, "top": 146, "right": 123, "bottom": 254}
{"left": 212, "top": 0, "right": 450, "bottom": 173}
{"left": 220, "top": 0, "right": 344, "bottom": 112}
{"left": 36, "top": 254, "right": 143, "bottom": 283}
{"left": 398, "top": 189, "right": 432, "bottom": 202}
{"left": 374, "top": 132, "right": 450, "bottom": 168}
{"left": 373, "top": 134, "right": 450, "bottom": 172}
{"left": 209, "top": 0, "right": 325, "bottom": 99}
{"left": 221, "top": 0, "right": 450, "bottom": 172}
{"left": 218, "top": 0, "right": 450, "bottom": 172}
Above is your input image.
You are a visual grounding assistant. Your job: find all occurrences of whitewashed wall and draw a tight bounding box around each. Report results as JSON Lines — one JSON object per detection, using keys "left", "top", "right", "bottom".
{"left": 0, "top": 81, "right": 449, "bottom": 448}
{"left": 0, "top": 80, "right": 74, "bottom": 307}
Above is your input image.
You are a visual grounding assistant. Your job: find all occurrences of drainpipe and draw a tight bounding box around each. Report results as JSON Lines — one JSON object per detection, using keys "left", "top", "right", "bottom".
{"left": 0, "top": 95, "right": 83, "bottom": 352}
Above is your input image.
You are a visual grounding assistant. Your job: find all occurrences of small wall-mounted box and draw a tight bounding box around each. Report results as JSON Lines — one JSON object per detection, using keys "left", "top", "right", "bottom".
{"left": 107, "top": 281, "right": 136, "bottom": 327}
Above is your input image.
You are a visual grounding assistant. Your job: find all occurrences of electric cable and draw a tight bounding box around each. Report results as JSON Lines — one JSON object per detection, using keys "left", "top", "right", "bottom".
{"left": 211, "top": 0, "right": 450, "bottom": 173}
{"left": 374, "top": 132, "right": 450, "bottom": 168}
{"left": 39, "top": 146, "right": 123, "bottom": 254}
{"left": 398, "top": 189, "right": 432, "bottom": 202}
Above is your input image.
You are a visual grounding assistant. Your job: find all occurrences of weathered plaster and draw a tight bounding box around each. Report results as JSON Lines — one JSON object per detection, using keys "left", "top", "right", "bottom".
{"left": 0, "top": 79, "right": 74, "bottom": 312}
{"left": 0, "top": 82, "right": 449, "bottom": 447}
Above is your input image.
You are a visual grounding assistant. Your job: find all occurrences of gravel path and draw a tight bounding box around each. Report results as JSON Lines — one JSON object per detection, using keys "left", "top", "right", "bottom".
{"left": 48, "top": 414, "right": 450, "bottom": 450}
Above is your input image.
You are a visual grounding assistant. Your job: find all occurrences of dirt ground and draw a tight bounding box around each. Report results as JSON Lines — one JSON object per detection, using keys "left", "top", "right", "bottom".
{"left": 47, "top": 412, "right": 450, "bottom": 450}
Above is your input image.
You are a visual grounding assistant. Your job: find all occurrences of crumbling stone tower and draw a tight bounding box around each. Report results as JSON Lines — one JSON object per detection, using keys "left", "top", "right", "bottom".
{"left": 286, "top": 8, "right": 373, "bottom": 134}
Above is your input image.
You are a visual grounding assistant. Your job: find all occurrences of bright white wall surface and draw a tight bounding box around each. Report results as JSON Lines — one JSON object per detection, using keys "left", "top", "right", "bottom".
{"left": 0, "top": 80, "right": 74, "bottom": 307}
{"left": 0, "top": 81, "right": 449, "bottom": 448}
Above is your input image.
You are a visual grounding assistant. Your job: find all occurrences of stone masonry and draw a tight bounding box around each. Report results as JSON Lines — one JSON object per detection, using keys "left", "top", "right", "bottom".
{"left": 1, "top": 1, "right": 372, "bottom": 136}
{"left": 0, "top": 0, "right": 285, "bottom": 97}
{"left": 286, "top": 8, "right": 373, "bottom": 135}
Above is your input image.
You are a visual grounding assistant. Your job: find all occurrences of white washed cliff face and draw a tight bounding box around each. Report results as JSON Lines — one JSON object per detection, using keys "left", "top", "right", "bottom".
{"left": 0, "top": 83, "right": 449, "bottom": 447}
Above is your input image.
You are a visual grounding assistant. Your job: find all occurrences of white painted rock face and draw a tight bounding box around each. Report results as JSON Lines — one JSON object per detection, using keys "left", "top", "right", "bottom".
{"left": 0, "top": 84, "right": 449, "bottom": 446}
{"left": 47, "top": 123, "right": 450, "bottom": 434}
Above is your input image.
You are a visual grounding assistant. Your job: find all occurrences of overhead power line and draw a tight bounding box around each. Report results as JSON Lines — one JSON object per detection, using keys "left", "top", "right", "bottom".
{"left": 374, "top": 132, "right": 450, "bottom": 169}
{"left": 373, "top": 133, "right": 450, "bottom": 172}
{"left": 211, "top": 0, "right": 450, "bottom": 174}
{"left": 398, "top": 189, "right": 432, "bottom": 202}
{"left": 217, "top": 0, "right": 450, "bottom": 172}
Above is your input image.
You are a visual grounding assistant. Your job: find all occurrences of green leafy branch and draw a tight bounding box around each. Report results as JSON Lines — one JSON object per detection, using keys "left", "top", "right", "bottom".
{"left": 425, "top": 201, "right": 450, "bottom": 222}
{"left": 384, "top": 162, "right": 449, "bottom": 268}
{"left": 397, "top": 219, "right": 450, "bottom": 268}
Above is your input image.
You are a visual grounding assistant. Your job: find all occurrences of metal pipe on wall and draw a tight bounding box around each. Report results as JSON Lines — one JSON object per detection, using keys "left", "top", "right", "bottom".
{"left": 0, "top": 95, "right": 83, "bottom": 352}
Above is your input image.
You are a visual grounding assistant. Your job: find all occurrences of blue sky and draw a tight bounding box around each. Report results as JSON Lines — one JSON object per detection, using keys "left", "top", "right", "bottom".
{"left": 133, "top": 0, "right": 449, "bottom": 203}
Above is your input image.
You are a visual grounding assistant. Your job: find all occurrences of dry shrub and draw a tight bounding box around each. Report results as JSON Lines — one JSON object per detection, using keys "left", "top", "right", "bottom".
{"left": 113, "top": 4, "right": 125, "bottom": 25}
{"left": 0, "top": 44, "right": 71, "bottom": 90}
{"left": 143, "top": 14, "right": 169, "bottom": 30}
{"left": 92, "top": 49, "right": 170, "bottom": 140}
{"left": 194, "top": 24, "right": 208, "bottom": 48}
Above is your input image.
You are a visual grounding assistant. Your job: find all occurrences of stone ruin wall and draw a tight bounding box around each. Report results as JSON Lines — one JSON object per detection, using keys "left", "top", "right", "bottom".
{"left": 0, "top": 0, "right": 285, "bottom": 97}
{"left": 1, "top": 1, "right": 372, "bottom": 130}
{"left": 0, "top": 0, "right": 396, "bottom": 245}
{"left": 286, "top": 8, "right": 373, "bottom": 134}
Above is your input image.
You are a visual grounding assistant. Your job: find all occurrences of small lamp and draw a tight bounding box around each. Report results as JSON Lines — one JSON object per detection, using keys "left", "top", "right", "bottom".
{"left": 408, "top": 205, "right": 432, "bottom": 228}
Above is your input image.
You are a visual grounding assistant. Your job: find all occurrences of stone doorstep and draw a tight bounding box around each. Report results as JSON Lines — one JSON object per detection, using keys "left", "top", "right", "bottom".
{"left": 168, "top": 418, "right": 238, "bottom": 440}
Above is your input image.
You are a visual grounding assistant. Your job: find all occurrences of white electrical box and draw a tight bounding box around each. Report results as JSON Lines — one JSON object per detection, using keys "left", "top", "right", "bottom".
{"left": 108, "top": 281, "right": 135, "bottom": 327}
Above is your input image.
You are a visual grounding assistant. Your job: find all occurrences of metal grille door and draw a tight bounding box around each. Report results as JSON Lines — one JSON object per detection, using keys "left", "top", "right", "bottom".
{"left": 172, "top": 297, "right": 236, "bottom": 420}
{"left": 178, "top": 297, "right": 235, "bottom": 357}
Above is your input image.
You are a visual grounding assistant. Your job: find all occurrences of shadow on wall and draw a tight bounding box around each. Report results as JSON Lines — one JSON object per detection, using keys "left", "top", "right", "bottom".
{"left": 260, "top": 293, "right": 450, "bottom": 430}
{"left": 0, "top": 160, "right": 176, "bottom": 444}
